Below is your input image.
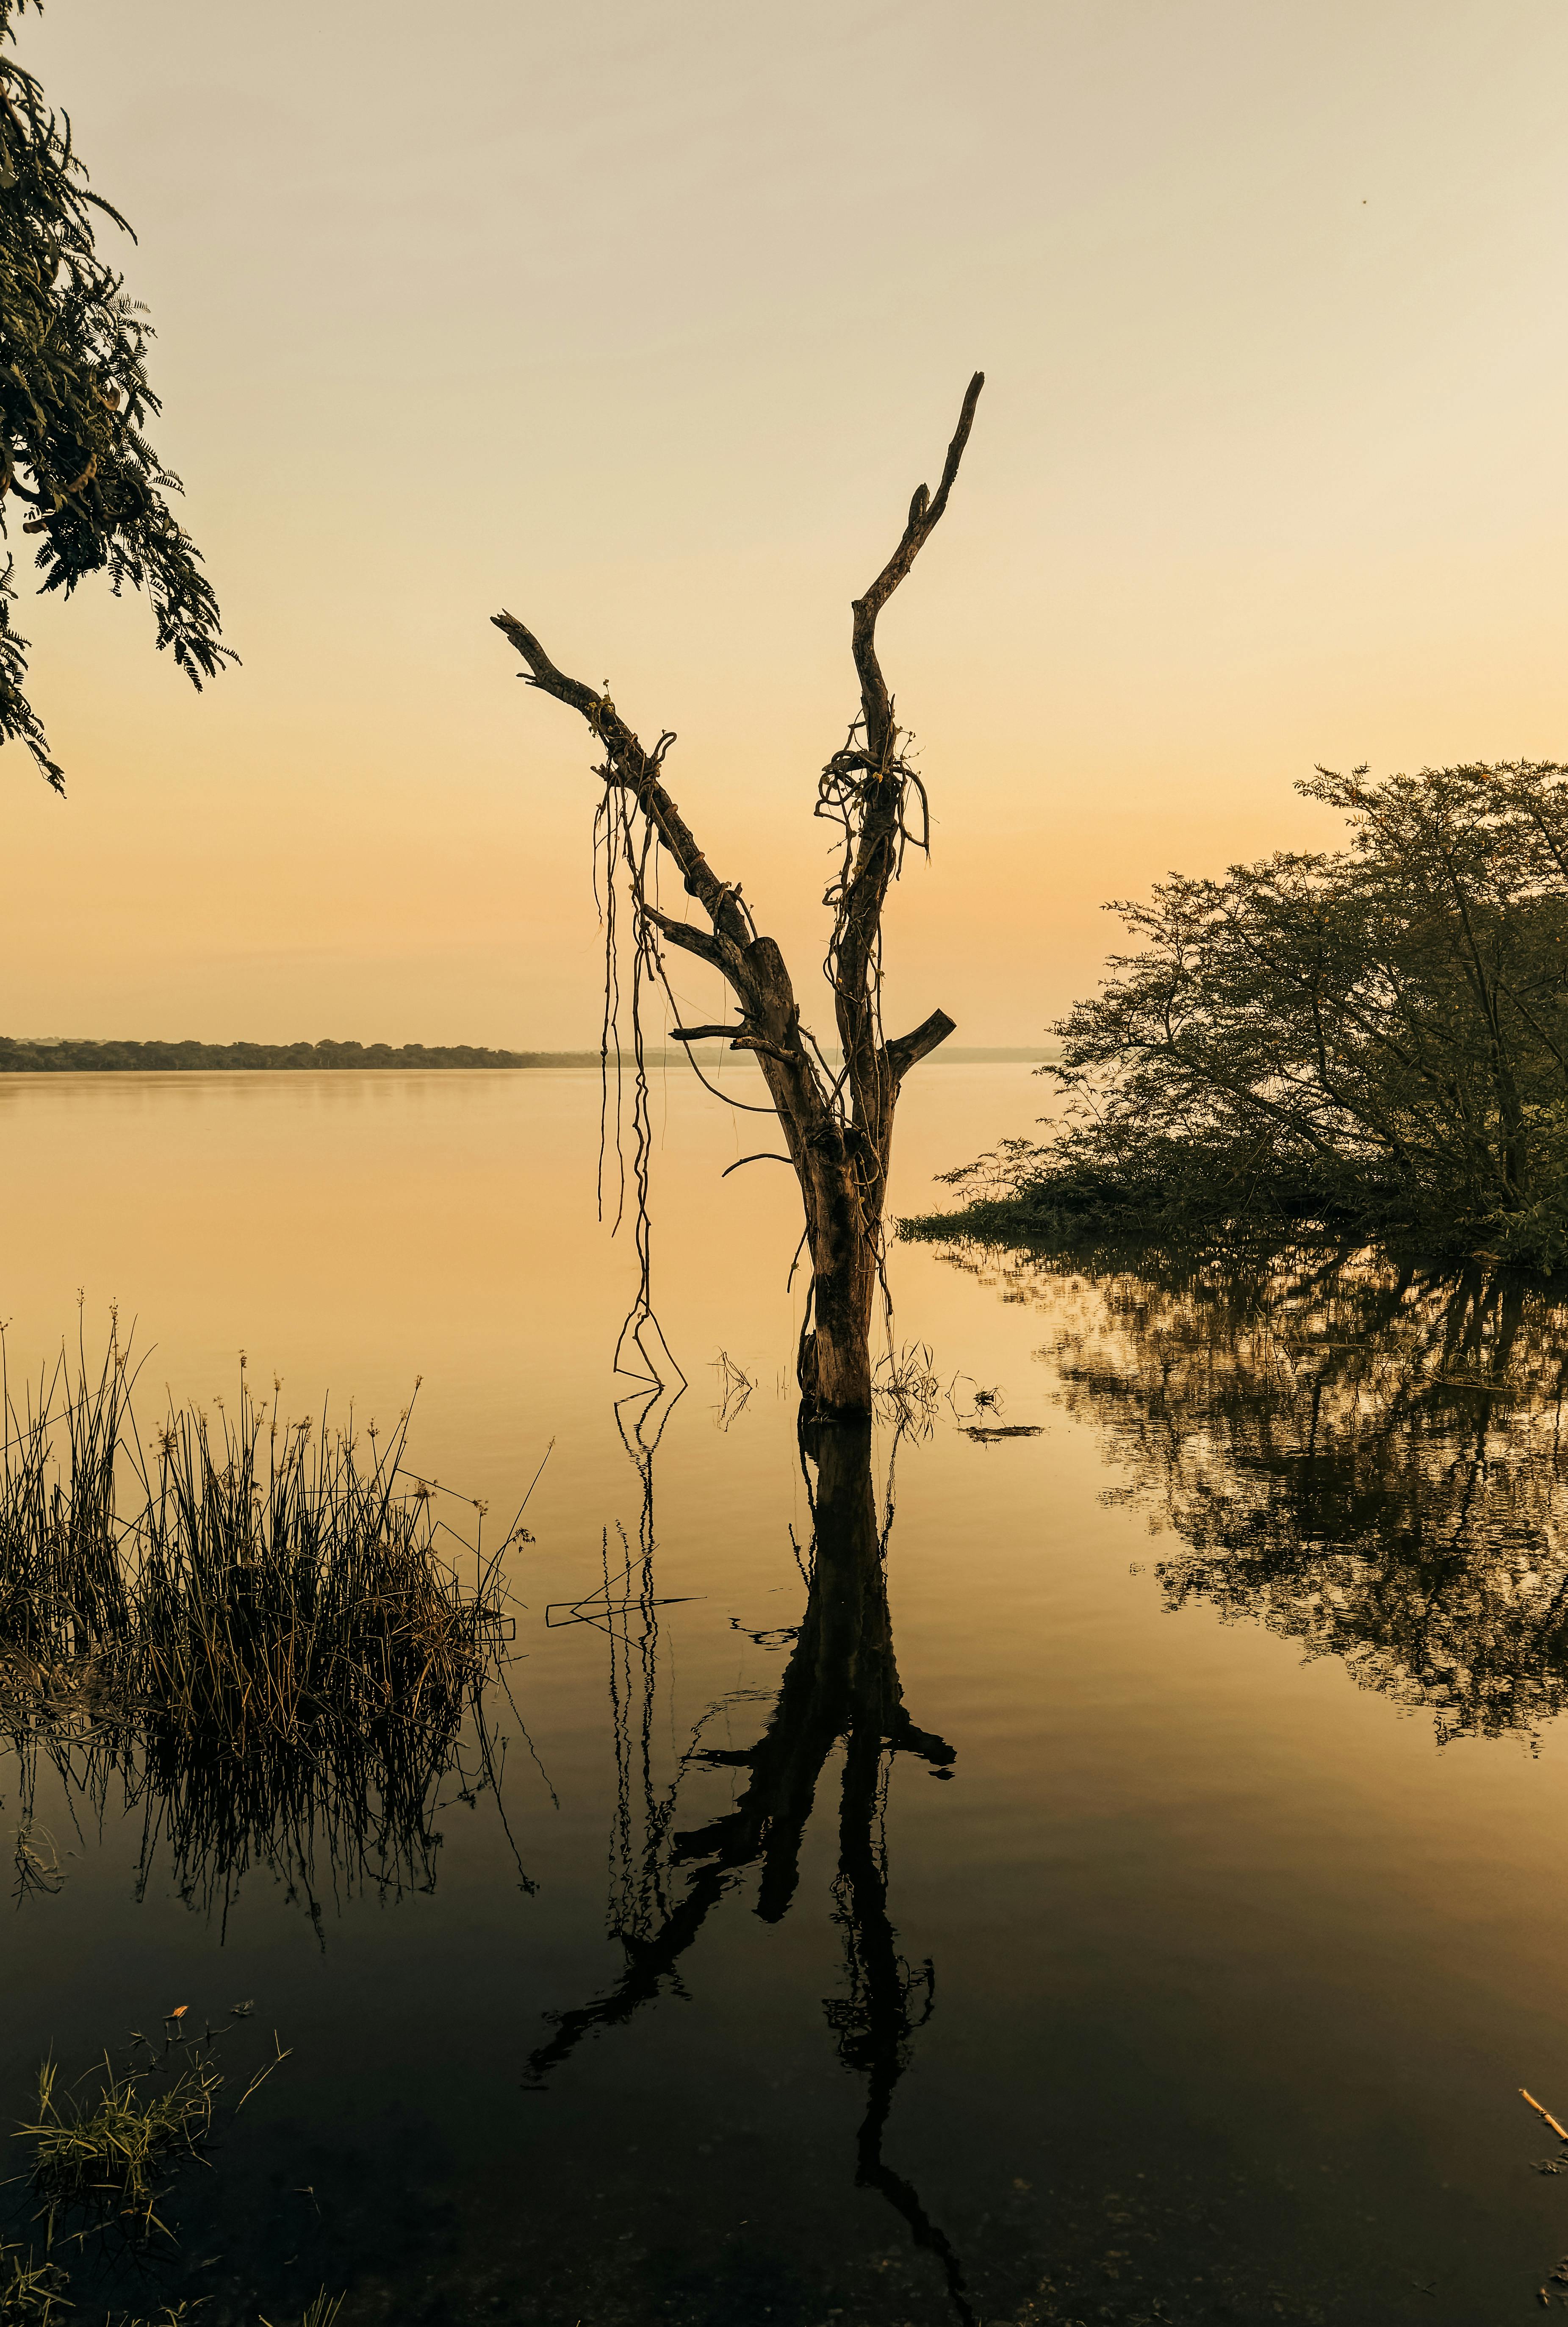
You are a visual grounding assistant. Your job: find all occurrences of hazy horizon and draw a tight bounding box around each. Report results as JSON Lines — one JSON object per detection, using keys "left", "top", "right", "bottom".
{"left": 3, "top": 0, "right": 1565, "bottom": 1049}
{"left": 0, "top": 1031, "right": 1058, "bottom": 1059}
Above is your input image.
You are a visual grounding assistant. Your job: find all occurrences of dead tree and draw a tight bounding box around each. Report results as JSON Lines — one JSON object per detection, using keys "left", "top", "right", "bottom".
{"left": 493, "top": 372, "right": 984, "bottom": 1421}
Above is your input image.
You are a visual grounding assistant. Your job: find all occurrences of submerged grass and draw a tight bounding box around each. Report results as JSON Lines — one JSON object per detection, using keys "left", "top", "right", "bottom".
{"left": 266, "top": 2297, "right": 343, "bottom": 2327}
{"left": 11, "top": 2005, "right": 291, "bottom": 2247}
{"left": 1, "top": 2010, "right": 341, "bottom": 2324}
{"left": 0, "top": 1331, "right": 512, "bottom": 2321}
{"left": 19, "top": 2050, "right": 220, "bottom": 2242}
{"left": 0, "top": 2238, "right": 68, "bottom": 2325}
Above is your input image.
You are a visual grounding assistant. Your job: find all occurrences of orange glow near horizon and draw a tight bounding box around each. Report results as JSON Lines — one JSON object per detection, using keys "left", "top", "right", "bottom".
{"left": 3, "top": 0, "right": 1567, "bottom": 1049}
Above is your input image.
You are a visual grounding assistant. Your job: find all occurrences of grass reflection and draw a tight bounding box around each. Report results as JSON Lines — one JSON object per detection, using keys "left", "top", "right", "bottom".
{"left": 0, "top": 1323, "right": 529, "bottom": 1933}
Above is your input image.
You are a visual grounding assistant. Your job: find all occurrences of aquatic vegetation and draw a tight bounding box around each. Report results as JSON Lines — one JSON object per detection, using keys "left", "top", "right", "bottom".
{"left": 0, "top": 2246, "right": 194, "bottom": 2327}
{"left": 2, "top": 2009, "right": 332, "bottom": 2324}
{"left": 0, "top": 2230, "right": 318, "bottom": 2322}
{"left": 0, "top": 2236, "right": 67, "bottom": 2324}
{"left": 19, "top": 2050, "right": 221, "bottom": 2243}
{"left": 14, "top": 2005, "right": 287, "bottom": 2250}
{"left": 265, "top": 2296, "right": 343, "bottom": 2327}
{"left": 0, "top": 1323, "right": 514, "bottom": 1744}
{"left": 0, "top": 1323, "right": 526, "bottom": 1925}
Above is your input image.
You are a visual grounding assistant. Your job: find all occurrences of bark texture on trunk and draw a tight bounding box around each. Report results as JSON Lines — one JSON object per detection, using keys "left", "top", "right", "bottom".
{"left": 493, "top": 375, "right": 982, "bottom": 1417}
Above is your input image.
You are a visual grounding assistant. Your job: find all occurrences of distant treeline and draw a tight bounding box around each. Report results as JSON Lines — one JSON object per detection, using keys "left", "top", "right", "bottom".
{"left": 3, "top": 1038, "right": 1052, "bottom": 1076}
{"left": 0, "top": 1038, "right": 603, "bottom": 1073}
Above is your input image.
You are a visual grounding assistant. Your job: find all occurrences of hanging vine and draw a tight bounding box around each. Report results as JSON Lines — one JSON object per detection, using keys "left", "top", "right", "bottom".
{"left": 494, "top": 369, "right": 983, "bottom": 1421}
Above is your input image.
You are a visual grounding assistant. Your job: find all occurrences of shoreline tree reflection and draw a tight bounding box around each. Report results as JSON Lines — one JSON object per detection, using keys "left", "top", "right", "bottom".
{"left": 527, "top": 1417, "right": 972, "bottom": 2324}
{"left": 942, "top": 1237, "right": 1568, "bottom": 1744}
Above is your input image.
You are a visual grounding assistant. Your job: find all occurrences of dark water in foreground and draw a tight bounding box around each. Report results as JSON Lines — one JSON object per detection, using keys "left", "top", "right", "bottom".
{"left": 5, "top": 1069, "right": 1568, "bottom": 2324}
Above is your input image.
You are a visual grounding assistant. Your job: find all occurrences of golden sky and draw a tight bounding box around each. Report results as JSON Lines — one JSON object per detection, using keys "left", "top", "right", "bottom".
{"left": 2, "top": 0, "right": 1565, "bottom": 1048}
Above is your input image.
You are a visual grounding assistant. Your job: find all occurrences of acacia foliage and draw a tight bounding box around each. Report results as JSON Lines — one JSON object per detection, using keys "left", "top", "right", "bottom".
{"left": 946, "top": 763, "right": 1568, "bottom": 1265}
{"left": 0, "top": 0, "right": 232, "bottom": 791}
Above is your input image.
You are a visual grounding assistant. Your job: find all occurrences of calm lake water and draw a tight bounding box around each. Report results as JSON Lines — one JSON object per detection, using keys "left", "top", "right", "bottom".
{"left": 5, "top": 1065, "right": 1568, "bottom": 2325}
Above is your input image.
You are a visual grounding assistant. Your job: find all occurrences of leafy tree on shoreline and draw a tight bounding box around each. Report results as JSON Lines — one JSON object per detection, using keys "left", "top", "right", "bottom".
{"left": 924, "top": 763, "right": 1568, "bottom": 1267}
{"left": 0, "top": 0, "right": 233, "bottom": 792}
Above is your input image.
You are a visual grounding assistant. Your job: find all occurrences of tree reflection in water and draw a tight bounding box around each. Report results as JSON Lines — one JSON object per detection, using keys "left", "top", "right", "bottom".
{"left": 942, "top": 1236, "right": 1568, "bottom": 1743}
{"left": 528, "top": 1417, "right": 972, "bottom": 2323}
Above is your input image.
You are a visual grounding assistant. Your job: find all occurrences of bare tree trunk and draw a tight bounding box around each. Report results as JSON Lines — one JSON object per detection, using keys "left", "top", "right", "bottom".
{"left": 493, "top": 374, "right": 983, "bottom": 1419}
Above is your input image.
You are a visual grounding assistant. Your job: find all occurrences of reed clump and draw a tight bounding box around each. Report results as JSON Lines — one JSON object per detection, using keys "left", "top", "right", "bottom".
{"left": 0, "top": 1324, "right": 515, "bottom": 1776}
{"left": 133, "top": 1404, "right": 501, "bottom": 1755}
{"left": 0, "top": 1331, "right": 134, "bottom": 1720}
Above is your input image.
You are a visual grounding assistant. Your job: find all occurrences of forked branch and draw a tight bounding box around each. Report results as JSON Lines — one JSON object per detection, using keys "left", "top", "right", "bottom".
{"left": 829, "top": 373, "right": 983, "bottom": 1148}
{"left": 851, "top": 371, "right": 984, "bottom": 768}
{"left": 492, "top": 372, "right": 985, "bottom": 1420}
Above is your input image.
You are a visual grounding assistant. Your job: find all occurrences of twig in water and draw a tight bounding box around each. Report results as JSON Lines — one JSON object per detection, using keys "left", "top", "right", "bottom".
{"left": 712, "top": 1351, "right": 755, "bottom": 1430}
{"left": 1523, "top": 2088, "right": 1568, "bottom": 2141}
{"left": 235, "top": 2031, "right": 294, "bottom": 2115}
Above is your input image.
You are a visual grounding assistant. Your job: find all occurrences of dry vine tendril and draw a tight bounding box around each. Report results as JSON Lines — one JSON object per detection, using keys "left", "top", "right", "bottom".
{"left": 494, "top": 372, "right": 984, "bottom": 1420}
